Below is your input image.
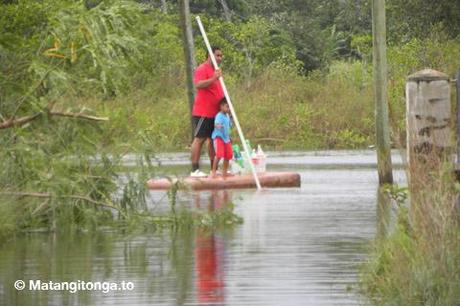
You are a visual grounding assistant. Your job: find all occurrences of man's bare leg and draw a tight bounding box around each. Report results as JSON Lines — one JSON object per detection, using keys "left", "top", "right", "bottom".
{"left": 191, "top": 137, "right": 206, "bottom": 172}
{"left": 207, "top": 138, "right": 215, "bottom": 169}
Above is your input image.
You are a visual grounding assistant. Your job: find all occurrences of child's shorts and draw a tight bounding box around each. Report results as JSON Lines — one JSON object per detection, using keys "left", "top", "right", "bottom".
{"left": 213, "top": 138, "right": 233, "bottom": 160}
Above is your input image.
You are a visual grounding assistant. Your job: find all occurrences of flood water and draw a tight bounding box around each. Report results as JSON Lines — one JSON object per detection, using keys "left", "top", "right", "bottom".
{"left": 0, "top": 151, "right": 406, "bottom": 305}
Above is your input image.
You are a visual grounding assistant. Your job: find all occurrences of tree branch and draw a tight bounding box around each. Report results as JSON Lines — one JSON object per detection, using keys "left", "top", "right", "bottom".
{"left": 0, "top": 191, "right": 120, "bottom": 211}
{"left": 61, "top": 194, "right": 119, "bottom": 211}
{"left": 48, "top": 110, "right": 108, "bottom": 121}
{"left": 0, "top": 113, "right": 41, "bottom": 129}
{"left": 0, "top": 110, "right": 108, "bottom": 130}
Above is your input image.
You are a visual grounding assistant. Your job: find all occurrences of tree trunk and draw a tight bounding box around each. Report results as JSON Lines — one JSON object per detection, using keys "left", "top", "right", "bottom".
{"left": 217, "top": 0, "right": 232, "bottom": 22}
{"left": 160, "top": 0, "right": 167, "bottom": 13}
{"left": 179, "top": 0, "right": 197, "bottom": 141}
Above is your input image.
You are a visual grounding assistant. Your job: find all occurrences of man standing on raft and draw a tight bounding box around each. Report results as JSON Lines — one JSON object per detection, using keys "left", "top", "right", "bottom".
{"left": 190, "top": 46, "right": 224, "bottom": 177}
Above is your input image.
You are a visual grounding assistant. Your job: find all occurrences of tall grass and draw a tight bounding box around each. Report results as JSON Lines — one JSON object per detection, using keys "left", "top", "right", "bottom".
{"left": 79, "top": 37, "right": 460, "bottom": 152}
{"left": 362, "top": 154, "right": 460, "bottom": 305}
{"left": 231, "top": 60, "right": 374, "bottom": 149}
{"left": 82, "top": 60, "right": 375, "bottom": 151}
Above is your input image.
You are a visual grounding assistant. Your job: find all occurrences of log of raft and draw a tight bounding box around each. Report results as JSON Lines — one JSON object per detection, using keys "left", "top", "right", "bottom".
{"left": 147, "top": 172, "right": 301, "bottom": 190}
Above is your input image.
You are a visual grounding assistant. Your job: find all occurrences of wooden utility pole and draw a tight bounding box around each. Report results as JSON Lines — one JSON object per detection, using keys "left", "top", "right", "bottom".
{"left": 217, "top": 0, "right": 232, "bottom": 22}
{"left": 179, "top": 0, "right": 197, "bottom": 141}
{"left": 160, "top": 0, "right": 167, "bottom": 13}
{"left": 456, "top": 70, "right": 460, "bottom": 162}
{"left": 372, "top": 0, "right": 393, "bottom": 184}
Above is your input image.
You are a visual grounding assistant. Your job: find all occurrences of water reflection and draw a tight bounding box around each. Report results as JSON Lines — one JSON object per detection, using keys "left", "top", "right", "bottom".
{"left": 194, "top": 191, "right": 230, "bottom": 305}
{"left": 0, "top": 191, "right": 233, "bottom": 306}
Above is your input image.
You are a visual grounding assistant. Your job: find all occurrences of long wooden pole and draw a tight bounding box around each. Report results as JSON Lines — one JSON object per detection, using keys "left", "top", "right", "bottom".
{"left": 179, "top": 0, "right": 197, "bottom": 141}
{"left": 195, "top": 16, "right": 262, "bottom": 190}
{"left": 372, "top": 0, "right": 393, "bottom": 184}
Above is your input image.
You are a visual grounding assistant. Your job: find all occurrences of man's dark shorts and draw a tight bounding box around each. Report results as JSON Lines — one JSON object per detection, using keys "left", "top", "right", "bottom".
{"left": 193, "top": 116, "right": 214, "bottom": 138}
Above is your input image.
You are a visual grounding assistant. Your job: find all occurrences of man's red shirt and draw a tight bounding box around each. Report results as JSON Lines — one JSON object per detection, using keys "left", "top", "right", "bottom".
{"left": 192, "top": 62, "right": 224, "bottom": 118}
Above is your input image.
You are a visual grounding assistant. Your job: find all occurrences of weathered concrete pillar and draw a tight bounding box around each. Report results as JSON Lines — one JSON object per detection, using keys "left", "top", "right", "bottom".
{"left": 406, "top": 69, "right": 452, "bottom": 218}
{"left": 406, "top": 69, "right": 451, "bottom": 168}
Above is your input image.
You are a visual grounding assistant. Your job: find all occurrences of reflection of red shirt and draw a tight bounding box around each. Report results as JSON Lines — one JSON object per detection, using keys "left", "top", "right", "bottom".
{"left": 192, "top": 62, "right": 224, "bottom": 118}
{"left": 195, "top": 232, "right": 224, "bottom": 303}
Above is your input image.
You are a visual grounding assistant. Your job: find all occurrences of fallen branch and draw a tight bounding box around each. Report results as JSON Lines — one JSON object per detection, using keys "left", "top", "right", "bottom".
{"left": 49, "top": 110, "right": 108, "bottom": 121}
{"left": 32, "top": 199, "right": 51, "bottom": 216}
{"left": 0, "top": 110, "right": 108, "bottom": 130}
{"left": 0, "top": 113, "right": 41, "bottom": 129}
{"left": 252, "top": 137, "right": 284, "bottom": 142}
{"left": 0, "top": 191, "right": 120, "bottom": 212}
{"left": 62, "top": 194, "right": 118, "bottom": 211}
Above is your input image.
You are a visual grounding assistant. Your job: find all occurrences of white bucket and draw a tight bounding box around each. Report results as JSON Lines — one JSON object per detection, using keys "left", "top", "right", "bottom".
{"left": 241, "top": 151, "right": 266, "bottom": 173}
{"left": 256, "top": 156, "right": 266, "bottom": 172}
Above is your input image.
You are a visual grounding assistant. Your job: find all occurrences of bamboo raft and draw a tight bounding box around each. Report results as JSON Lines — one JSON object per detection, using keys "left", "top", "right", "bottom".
{"left": 147, "top": 172, "right": 301, "bottom": 190}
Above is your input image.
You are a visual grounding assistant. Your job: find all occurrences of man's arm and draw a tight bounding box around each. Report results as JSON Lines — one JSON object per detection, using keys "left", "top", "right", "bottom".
{"left": 195, "top": 69, "right": 222, "bottom": 89}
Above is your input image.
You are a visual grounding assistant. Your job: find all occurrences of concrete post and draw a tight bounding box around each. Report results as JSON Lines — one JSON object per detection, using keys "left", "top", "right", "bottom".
{"left": 406, "top": 69, "right": 452, "bottom": 185}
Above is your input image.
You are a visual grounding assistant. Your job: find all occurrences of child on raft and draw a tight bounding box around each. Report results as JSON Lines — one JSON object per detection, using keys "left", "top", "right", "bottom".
{"left": 211, "top": 98, "right": 233, "bottom": 178}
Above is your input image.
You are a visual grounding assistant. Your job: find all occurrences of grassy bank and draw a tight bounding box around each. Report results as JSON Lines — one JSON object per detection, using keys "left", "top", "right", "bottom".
{"left": 81, "top": 61, "right": 374, "bottom": 151}
{"left": 361, "top": 163, "right": 460, "bottom": 304}
{"left": 358, "top": 37, "right": 460, "bottom": 305}
{"left": 81, "top": 62, "right": 373, "bottom": 151}
{"left": 78, "top": 37, "right": 460, "bottom": 152}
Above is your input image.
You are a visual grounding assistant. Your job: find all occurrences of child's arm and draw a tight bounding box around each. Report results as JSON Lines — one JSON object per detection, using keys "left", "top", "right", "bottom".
{"left": 214, "top": 114, "right": 224, "bottom": 130}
